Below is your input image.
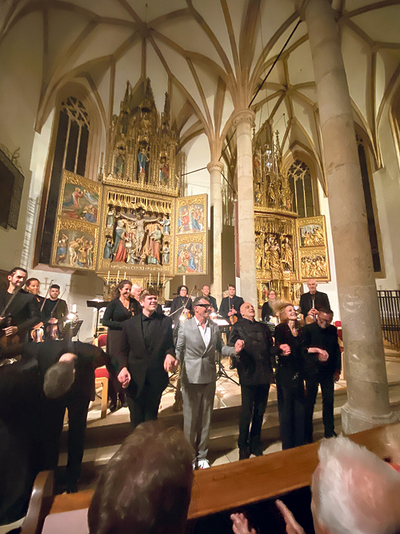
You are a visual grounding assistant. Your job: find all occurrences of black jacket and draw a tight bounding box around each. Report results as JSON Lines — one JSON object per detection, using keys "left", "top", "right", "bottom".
{"left": 274, "top": 322, "right": 304, "bottom": 388}
{"left": 117, "top": 312, "right": 175, "bottom": 398}
{"left": 300, "top": 322, "right": 341, "bottom": 377}
{"left": 299, "top": 290, "right": 330, "bottom": 317}
{"left": 219, "top": 295, "right": 244, "bottom": 320}
{"left": 228, "top": 318, "right": 274, "bottom": 386}
{"left": 0, "top": 289, "right": 40, "bottom": 341}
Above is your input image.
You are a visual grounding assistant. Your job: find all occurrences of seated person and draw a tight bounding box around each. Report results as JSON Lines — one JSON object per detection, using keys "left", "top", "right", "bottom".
{"left": 88, "top": 420, "right": 194, "bottom": 534}
{"left": 231, "top": 435, "right": 400, "bottom": 534}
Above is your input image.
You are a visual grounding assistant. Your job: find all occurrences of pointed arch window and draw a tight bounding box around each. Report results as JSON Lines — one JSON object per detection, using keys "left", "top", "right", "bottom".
{"left": 38, "top": 97, "right": 90, "bottom": 264}
{"left": 356, "top": 133, "right": 382, "bottom": 274}
{"left": 287, "top": 159, "right": 316, "bottom": 218}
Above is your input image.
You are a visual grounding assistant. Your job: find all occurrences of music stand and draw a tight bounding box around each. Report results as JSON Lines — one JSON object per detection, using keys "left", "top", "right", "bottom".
{"left": 61, "top": 320, "right": 83, "bottom": 340}
{"left": 87, "top": 300, "right": 108, "bottom": 337}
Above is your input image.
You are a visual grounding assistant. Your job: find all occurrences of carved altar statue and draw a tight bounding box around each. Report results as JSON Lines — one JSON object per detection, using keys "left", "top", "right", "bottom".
{"left": 101, "top": 79, "right": 181, "bottom": 194}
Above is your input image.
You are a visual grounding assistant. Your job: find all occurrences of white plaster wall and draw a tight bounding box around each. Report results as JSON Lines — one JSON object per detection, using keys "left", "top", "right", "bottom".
{"left": 374, "top": 111, "right": 400, "bottom": 289}
{"left": 309, "top": 183, "right": 340, "bottom": 320}
{"left": 0, "top": 12, "right": 43, "bottom": 270}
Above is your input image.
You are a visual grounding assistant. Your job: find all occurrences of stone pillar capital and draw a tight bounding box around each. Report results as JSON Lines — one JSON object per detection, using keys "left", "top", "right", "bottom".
{"left": 207, "top": 161, "right": 224, "bottom": 174}
{"left": 294, "top": 0, "right": 311, "bottom": 20}
{"left": 232, "top": 109, "right": 255, "bottom": 128}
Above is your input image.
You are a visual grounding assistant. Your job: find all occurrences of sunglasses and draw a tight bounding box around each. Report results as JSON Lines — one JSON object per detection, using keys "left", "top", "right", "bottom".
{"left": 196, "top": 304, "right": 211, "bottom": 309}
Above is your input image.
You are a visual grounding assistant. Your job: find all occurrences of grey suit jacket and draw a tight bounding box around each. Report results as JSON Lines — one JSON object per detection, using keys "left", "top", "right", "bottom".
{"left": 176, "top": 317, "right": 234, "bottom": 384}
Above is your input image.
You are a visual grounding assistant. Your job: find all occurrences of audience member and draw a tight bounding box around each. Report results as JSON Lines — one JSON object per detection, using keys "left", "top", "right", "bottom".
{"left": 88, "top": 421, "right": 194, "bottom": 534}
{"left": 231, "top": 435, "right": 400, "bottom": 534}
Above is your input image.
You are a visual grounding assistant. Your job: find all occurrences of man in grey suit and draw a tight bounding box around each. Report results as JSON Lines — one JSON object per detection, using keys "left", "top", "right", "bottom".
{"left": 176, "top": 297, "right": 241, "bottom": 469}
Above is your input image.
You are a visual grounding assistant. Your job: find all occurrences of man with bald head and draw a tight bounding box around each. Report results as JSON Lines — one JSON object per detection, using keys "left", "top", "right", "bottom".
{"left": 227, "top": 302, "right": 274, "bottom": 460}
{"left": 299, "top": 279, "right": 330, "bottom": 323}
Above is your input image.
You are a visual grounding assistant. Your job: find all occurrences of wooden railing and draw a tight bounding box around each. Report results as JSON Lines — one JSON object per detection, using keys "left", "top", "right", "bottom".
{"left": 378, "top": 290, "right": 400, "bottom": 350}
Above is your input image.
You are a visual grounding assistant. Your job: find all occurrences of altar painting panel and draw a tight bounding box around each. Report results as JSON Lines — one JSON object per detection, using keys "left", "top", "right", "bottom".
{"left": 58, "top": 170, "right": 101, "bottom": 224}
{"left": 176, "top": 195, "right": 207, "bottom": 234}
{"left": 175, "top": 235, "right": 206, "bottom": 275}
{"left": 52, "top": 219, "right": 98, "bottom": 270}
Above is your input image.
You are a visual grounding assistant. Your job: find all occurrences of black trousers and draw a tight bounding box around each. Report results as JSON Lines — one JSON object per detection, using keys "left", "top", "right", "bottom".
{"left": 238, "top": 384, "right": 269, "bottom": 451}
{"left": 42, "top": 391, "right": 90, "bottom": 487}
{"left": 126, "top": 381, "right": 163, "bottom": 428}
{"left": 277, "top": 383, "right": 305, "bottom": 450}
{"left": 305, "top": 373, "right": 335, "bottom": 443}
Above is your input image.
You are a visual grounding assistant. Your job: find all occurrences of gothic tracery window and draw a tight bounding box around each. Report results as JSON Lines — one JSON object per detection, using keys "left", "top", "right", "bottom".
{"left": 287, "top": 159, "right": 316, "bottom": 218}
{"left": 38, "top": 97, "right": 90, "bottom": 264}
{"left": 356, "top": 133, "right": 382, "bottom": 274}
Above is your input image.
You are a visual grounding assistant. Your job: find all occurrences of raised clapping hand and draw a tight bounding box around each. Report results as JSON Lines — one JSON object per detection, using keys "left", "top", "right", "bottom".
{"left": 230, "top": 513, "right": 256, "bottom": 534}
{"left": 230, "top": 501, "right": 305, "bottom": 534}
{"left": 235, "top": 339, "right": 245, "bottom": 353}
{"left": 164, "top": 354, "right": 178, "bottom": 373}
{"left": 117, "top": 367, "right": 131, "bottom": 388}
{"left": 275, "top": 500, "right": 305, "bottom": 534}
{"left": 280, "top": 343, "right": 291, "bottom": 356}
{"left": 308, "top": 347, "right": 329, "bottom": 362}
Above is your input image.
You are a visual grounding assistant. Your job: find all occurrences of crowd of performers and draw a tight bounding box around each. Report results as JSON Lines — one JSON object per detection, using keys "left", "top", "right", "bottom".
{"left": 0, "top": 266, "right": 341, "bottom": 528}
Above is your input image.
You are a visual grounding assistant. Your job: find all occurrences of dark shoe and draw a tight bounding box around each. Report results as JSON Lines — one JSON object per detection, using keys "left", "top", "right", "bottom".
{"left": 324, "top": 431, "right": 337, "bottom": 439}
{"left": 250, "top": 446, "right": 263, "bottom": 457}
{"left": 66, "top": 483, "right": 78, "bottom": 494}
{"left": 109, "top": 402, "right": 118, "bottom": 413}
{"left": 239, "top": 448, "right": 250, "bottom": 460}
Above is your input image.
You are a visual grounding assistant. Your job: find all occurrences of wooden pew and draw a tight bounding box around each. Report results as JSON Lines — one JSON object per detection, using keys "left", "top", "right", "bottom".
{"left": 23, "top": 422, "right": 400, "bottom": 534}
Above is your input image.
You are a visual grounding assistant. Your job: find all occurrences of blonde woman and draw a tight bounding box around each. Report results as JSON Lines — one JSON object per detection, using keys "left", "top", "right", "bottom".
{"left": 274, "top": 302, "right": 305, "bottom": 450}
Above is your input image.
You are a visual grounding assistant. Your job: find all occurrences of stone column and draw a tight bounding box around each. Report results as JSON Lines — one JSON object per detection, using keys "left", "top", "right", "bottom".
{"left": 301, "top": 0, "right": 396, "bottom": 432}
{"left": 207, "top": 161, "right": 224, "bottom": 304}
{"left": 232, "top": 109, "right": 257, "bottom": 307}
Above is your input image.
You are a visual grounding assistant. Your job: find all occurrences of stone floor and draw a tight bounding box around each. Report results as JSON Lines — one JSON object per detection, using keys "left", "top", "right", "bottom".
{"left": 56, "top": 348, "right": 400, "bottom": 492}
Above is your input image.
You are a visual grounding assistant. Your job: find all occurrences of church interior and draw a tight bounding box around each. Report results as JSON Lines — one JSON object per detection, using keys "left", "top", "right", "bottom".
{"left": 1, "top": 0, "right": 400, "bottom": 529}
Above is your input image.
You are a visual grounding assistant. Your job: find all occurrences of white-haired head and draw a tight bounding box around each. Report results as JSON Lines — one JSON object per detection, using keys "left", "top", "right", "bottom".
{"left": 311, "top": 435, "right": 400, "bottom": 534}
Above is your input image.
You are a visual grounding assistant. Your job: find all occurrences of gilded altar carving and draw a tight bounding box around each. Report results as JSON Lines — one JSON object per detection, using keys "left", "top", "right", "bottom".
{"left": 296, "top": 216, "right": 330, "bottom": 281}
{"left": 100, "top": 79, "right": 181, "bottom": 196}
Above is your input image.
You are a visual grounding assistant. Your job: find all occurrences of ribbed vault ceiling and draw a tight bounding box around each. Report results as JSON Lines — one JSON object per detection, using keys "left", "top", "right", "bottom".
{"left": 1, "top": 0, "right": 399, "bottom": 174}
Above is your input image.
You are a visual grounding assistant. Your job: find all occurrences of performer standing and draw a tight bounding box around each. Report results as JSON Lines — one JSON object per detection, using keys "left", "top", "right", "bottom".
{"left": 102, "top": 280, "right": 141, "bottom": 411}
{"left": 299, "top": 279, "right": 330, "bottom": 323}
{"left": 0, "top": 267, "right": 40, "bottom": 344}
{"left": 117, "top": 288, "right": 177, "bottom": 427}
{"left": 261, "top": 288, "right": 277, "bottom": 322}
{"left": 176, "top": 297, "right": 236, "bottom": 469}
{"left": 25, "top": 277, "right": 45, "bottom": 342}
{"left": 274, "top": 303, "right": 305, "bottom": 450}
{"left": 41, "top": 284, "right": 69, "bottom": 327}
{"left": 300, "top": 307, "right": 341, "bottom": 442}
{"left": 201, "top": 284, "right": 218, "bottom": 313}
{"left": 219, "top": 285, "right": 244, "bottom": 323}
{"left": 169, "top": 285, "right": 193, "bottom": 328}
{"left": 228, "top": 302, "right": 274, "bottom": 460}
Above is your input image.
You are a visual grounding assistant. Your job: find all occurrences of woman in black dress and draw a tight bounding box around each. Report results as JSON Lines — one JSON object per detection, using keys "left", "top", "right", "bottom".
{"left": 261, "top": 289, "right": 277, "bottom": 322}
{"left": 102, "top": 280, "right": 141, "bottom": 411}
{"left": 274, "top": 303, "right": 305, "bottom": 449}
{"left": 169, "top": 285, "right": 193, "bottom": 329}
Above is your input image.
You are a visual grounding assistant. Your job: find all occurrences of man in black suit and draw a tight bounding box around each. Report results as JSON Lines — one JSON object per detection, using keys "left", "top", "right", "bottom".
{"left": 42, "top": 283, "right": 69, "bottom": 327}
{"left": 300, "top": 307, "right": 341, "bottom": 442}
{"left": 299, "top": 279, "right": 330, "bottom": 323}
{"left": 219, "top": 284, "right": 244, "bottom": 322}
{"left": 0, "top": 267, "right": 40, "bottom": 343}
{"left": 117, "top": 288, "right": 177, "bottom": 427}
